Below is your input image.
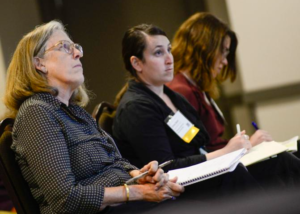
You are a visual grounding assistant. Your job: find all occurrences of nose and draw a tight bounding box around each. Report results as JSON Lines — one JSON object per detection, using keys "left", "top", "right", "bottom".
{"left": 221, "top": 57, "right": 228, "bottom": 65}
{"left": 73, "top": 47, "right": 83, "bottom": 59}
{"left": 165, "top": 52, "right": 173, "bottom": 64}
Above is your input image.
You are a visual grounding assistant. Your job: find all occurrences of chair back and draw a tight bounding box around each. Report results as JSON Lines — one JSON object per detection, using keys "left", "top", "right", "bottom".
{"left": 0, "top": 118, "right": 40, "bottom": 214}
{"left": 92, "top": 101, "right": 116, "bottom": 135}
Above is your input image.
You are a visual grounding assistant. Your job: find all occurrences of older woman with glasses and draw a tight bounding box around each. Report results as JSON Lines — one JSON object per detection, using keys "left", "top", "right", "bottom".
{"left": 3, "top": 20, "right": 184, "bottom": 214}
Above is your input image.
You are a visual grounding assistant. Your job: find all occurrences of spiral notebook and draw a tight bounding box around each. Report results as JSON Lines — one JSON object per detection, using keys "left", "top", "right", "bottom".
{"left": 168, "top": 148, "right": 247, "bottom": 186}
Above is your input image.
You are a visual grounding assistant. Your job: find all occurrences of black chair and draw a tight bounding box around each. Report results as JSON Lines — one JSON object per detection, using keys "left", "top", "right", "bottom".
{"left": 0, "top": 118, "right": 40, "bottom": 214}
{"left": 92, "top": 101, "right": 116, "bottom": 135}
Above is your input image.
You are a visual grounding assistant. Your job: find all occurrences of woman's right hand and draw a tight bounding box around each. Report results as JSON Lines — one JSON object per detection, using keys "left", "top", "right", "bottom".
{"left": 102, "top": 176, "right": 184, "bottom": 207}
{"left": 129, "top": 161, "right": 169, "bottom": 189}
{"left": 223, "top": 130, "right": 251, "bottom": 153}
{"left": 138, "top": 177, "right": 184, "bottom": 202}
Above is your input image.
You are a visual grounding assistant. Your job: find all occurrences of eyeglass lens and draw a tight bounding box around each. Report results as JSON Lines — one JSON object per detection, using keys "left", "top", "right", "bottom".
{"left": 62, "top": 41, "right": 83, "bottom": 55}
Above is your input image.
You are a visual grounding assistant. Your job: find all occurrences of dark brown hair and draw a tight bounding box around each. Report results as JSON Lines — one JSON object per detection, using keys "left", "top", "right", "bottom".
{"left": 115, "top": 24, "right": 167, "bottom": 105}
{"left": 172, "top": 12, "right": 238, "bottom": 98}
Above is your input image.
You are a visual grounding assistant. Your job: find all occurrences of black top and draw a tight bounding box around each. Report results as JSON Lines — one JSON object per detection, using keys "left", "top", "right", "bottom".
{"left": 12, "top": 93, "right": 137, "bottom": 214}
{"left": 113, "top": 80, "right": 210, "bottom": 171}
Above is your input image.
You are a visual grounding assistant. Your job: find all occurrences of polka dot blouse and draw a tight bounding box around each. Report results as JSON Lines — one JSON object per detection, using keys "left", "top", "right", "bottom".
{"left": 12, "top": 93, "right": 137, "bottom": 214}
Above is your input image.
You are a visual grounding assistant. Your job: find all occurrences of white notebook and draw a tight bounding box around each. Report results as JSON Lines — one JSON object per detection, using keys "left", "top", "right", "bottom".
{"left": 279, "top": 136, "right": 298, "bottom": 153}
{"left": 168, "top": 148, "right": 247, "bottom": 186}
{"left": 240, "top": 136, "right": 298, "bottom": 166}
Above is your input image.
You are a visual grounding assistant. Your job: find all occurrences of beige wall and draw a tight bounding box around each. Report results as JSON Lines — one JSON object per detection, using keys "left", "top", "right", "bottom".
{"left": 225, "top": 0, "right": 300, "bottom": 140}
{"left": 256, "top": 97, "right": 300, "bottom": 141}
{"left": 226, "top": 0, "right": 300, "bottom": 93}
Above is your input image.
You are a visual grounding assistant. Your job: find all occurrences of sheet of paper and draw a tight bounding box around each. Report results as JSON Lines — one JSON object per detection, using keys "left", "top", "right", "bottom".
{"left": 240, "top": 141, "right": 287, "bottom": 166}
{"left": 278, "top": 136, "right": 298, "bottom": 153}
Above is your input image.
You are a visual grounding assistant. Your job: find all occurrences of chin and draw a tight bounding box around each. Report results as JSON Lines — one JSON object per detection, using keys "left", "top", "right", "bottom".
{"left": 164, "top": 76, "right": 174, "bottom": 84}
{"left": 79, "top": 76, "right": 85, "bottom": 85}
{"left": 74, "top": 76, "right": 85, "bottom": 87}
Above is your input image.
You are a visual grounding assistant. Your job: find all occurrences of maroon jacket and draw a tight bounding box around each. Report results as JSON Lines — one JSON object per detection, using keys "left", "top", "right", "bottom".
{"left": 167, "top": 73, "right": 228, "bottom": 151}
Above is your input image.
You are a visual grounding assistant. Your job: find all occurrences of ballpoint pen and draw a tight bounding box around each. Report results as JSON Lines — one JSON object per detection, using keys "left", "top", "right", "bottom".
{"left": 236, "top": 124, "right": 241, "bottom": 135}
{"left": 125, "top": 160, "right": 174, "bottom": 185}
{"left": 252, "top": 122, "right": 259, "bottom": 130}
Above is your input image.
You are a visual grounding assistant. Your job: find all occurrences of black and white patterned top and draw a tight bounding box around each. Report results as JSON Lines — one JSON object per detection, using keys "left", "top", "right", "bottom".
{"left": 12, "top": 93, "right": 137, "bottom": 214}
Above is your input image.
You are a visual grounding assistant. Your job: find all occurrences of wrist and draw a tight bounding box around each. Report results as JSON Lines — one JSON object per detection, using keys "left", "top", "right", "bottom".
{"left": 125, "top": 185, "right": 145, "bottom": 201}
{"left": 219, "top": 147, "right": 228, "bottom": 155}
{"left": 124, "top": 184, "right": 129, "bottom": 203}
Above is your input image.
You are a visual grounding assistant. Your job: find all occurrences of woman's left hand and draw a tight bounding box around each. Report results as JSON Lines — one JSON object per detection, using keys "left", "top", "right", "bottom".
{"left": 129, "top": 161, "right": 168, "bottom": 189}
{"left": 250, "top": 130, "right": 273, "bottom": 147}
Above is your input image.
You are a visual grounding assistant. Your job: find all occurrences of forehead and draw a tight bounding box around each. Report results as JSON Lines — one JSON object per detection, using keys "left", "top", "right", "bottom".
{"left": 144, "top": 34, "right": 170, "bottom": 48}
{"left": 46, "top": 30, "right": 72, "bottom": 47}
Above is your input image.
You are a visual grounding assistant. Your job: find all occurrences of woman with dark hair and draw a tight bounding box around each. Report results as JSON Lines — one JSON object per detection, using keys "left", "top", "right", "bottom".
{"left": 167, "top": 12, "right": 255, "bottom": 151}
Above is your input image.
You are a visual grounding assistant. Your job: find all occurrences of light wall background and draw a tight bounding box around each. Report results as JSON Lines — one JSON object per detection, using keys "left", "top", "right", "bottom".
{"left": 227, "top": 0, "right": 300, "bottom": 92}
{"left": 225, "top": 0, "right": 300, "bottom": 141}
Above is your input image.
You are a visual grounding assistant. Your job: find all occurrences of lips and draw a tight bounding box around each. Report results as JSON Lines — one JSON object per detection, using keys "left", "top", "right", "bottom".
{"left": 74, "top": 64, "right": 82, "bottom": 68}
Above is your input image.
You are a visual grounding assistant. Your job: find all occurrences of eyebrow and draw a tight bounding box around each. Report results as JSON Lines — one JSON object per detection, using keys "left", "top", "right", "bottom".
{"left": 154, "top": 43, "right": 172, "bottom": 48}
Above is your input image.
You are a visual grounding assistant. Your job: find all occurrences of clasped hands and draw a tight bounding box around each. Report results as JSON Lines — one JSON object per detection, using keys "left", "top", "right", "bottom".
{"left": 129, "top": 161, "right": 184, "bottom": 202}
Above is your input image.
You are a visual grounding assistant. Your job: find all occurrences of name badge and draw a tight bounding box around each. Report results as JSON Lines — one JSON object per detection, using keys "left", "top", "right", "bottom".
{"left": 165, "top": 111, "right": 199, "bottom": 143}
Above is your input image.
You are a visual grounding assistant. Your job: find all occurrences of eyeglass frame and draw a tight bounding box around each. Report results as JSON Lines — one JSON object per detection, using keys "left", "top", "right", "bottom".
{"left": 43, "top": 40, "right": 83, "bottom": 56}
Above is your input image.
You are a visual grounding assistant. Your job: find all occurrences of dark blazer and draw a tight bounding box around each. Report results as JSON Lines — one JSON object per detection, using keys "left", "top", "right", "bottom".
{"left": 113, "top": 80, "right": 210, "bottom": 171}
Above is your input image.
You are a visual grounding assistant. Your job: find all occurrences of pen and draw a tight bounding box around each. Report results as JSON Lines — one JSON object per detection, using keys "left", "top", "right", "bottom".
{"left": 236, "top": 124, "right": 241, "bottom": 135}
{"left": 125, "top": 160, "right": 174, "bottom": 185}
{"left": 252, "top": 122, "right": 259, "bottom": 130}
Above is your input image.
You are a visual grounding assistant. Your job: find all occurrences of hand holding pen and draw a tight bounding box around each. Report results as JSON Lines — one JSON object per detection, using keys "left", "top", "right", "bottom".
{"left": 126, "top": 160, "right": 174, "bottom": 185}
{"left": 252, "top": 122, "right": 259, "bottom": 130}
{"left": 235, "top": 124, "right": 251, "bottom": 151}
{"left": 250, "top": 121, "right": 273, "bottom": 146}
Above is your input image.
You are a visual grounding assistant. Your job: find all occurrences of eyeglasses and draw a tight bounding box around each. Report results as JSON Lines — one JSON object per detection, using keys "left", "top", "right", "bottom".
{"left": 44, "top": 40, "right": 83, "bottom": 56}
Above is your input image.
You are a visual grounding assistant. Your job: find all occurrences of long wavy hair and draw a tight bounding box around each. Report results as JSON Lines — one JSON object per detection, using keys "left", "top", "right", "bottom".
{"left": 3, "top": 20, "right": 90, "bottom": 118}
{"left": 114, "top": 24, "right": 167, "bottom": 106}
{"left": 172, "top": 12, "right": 238, "bottom": 98}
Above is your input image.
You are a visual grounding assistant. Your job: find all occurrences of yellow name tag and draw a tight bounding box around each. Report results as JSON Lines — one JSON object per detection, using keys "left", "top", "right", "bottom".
{"left": 182, "top": 126, "right": 199, "bottom": 143}
{"left": 166, "top": 111, "right": 199, "bottom": 143}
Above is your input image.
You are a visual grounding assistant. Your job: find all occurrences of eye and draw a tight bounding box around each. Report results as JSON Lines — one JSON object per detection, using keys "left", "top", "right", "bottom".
{"left": 168, "top": 46, "right": 172, "bottom": 53}
{"left": 62, "top": 42, "right": 71, "bottom": 53}
{"left": 154, "top": 50, "right": 163, "bottom": 56}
